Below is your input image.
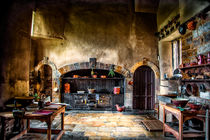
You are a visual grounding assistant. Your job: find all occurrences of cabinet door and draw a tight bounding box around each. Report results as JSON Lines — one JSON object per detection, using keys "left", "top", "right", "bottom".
{"left": 97, "top": 94, "right": 111, "bottom": 108}
{"left": 64, "top": 94, "right": 70, "bottom": 109}
{"left": 74, "top": 95, "right": 87, "bottom": 109}
{"left": 112, "top": 94, "right": 124, "bottom": 109}
{"left": 64, "top": 94, "right": 70, "bottom": 104}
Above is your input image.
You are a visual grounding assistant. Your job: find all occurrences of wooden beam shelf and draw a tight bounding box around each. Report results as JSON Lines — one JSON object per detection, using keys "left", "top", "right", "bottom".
{"left": 181, "top": 79, "right": 210, "bottom": 82}
{"left": 63, "top": 77, "right": 124, "bottom": 80}
{"left": 180, "top": 63, "right": 210, "bottom": 70}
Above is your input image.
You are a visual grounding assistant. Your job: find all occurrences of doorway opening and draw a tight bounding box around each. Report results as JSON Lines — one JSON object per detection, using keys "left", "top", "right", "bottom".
{"left": 133, "top": 66, "right": 155, "bottom": 110}
{"left": 38, "top": 64, "right": 52, "bottom": 101}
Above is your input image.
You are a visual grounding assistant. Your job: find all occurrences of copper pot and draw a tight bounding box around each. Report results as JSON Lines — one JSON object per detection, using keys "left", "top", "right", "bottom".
{"left": 73, "top": 75, "right": 79, "bottom": 78}
{"left": 172, "top": 98, "right": 189, "bottom": 107}
{"left": 186, "top": 84, "right": 198, "bottom": 96}
{"left": 188, "top": 102, "right": 202, "bottom": 110}
{"left": 92, "top": 75, "right": 97, "bottom": 78}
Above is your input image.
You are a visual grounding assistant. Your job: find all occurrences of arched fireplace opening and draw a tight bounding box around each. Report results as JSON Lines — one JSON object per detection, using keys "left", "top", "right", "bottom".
{"left": 60, "top": 69, "right": 125, "bottom": 110}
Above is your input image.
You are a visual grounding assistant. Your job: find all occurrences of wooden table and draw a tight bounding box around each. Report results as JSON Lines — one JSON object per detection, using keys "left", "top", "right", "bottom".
{"left": 0, "top": 112, "right": 15, "bottom": 140}
{"left": 11, "top": 105, "right": 66, "bottom": 140}
{"left": 163, "top": 105, "right": 209, "bottom": 140}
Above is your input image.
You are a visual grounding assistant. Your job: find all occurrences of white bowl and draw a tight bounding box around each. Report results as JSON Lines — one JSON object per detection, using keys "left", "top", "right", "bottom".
{"left": 77, "top": 91, "right": 85, "bottom": 94}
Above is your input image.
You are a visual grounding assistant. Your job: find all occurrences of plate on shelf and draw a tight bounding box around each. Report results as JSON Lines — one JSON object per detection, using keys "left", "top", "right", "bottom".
{"left": 77, "top": 91, "right": 85, "bottom": 94}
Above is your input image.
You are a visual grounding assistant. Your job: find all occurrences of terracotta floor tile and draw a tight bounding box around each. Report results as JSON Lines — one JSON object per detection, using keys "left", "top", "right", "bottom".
{"left": 84, "top": 131, "right": 97, "bottom": 136}
{"left": 116, "top": 127, "right": 131, "bottom": 132}
{"left": 98, "top": 127, "right": 115, "bottom": 132}
{"left": 96, "top": 131, "right": 111, "bottom": 137}
{"left": 24, "top": 111, "right": 176, "bottom": 140}
{"left": 103, "top": 122, "right": 118, "bottom": 127}
{"left": 64, "top": 124, "right": 75, "bottom": 131}
{"left": 85, "top": 126, "right": 98, "bottom": 132}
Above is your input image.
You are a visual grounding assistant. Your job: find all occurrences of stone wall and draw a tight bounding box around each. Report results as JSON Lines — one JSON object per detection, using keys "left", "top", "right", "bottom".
{"left": 0, "top": 0, "right": 159, "bottom": 108}
{"left": 29, "top": 1, "right": 159, "bottom": 107}
{"left": 182, "top": 14, "right": 210, "bottom": 64}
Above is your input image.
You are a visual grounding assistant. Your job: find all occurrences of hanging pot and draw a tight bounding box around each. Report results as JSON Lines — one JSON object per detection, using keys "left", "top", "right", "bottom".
{"left": 178, "top": 24, "right": 186, "bottom": 35}
{"left": 186, "top": 84, "right": 198, "bottom": 96}
{"left": 187, "top": 21, "right": 197, "bottom": 30}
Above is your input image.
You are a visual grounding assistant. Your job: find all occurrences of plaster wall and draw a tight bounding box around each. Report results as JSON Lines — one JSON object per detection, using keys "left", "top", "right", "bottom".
{"left": 158, "top": 41, "right": 173, "bottom": 96}
{"left": 180, "top": 0, "right": 209, "bottom": 24}
{"left": 31, "top": 1, "right": 158, "bottom": 72}
{"left": 157, "top": 0, "right": 179, "bottom": 31}
{"left": 157, "top": 0, "right": 209, "bottom": 31}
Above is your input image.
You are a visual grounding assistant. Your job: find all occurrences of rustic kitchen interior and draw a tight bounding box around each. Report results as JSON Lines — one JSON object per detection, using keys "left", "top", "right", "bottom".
{"left": 0, "top": 0, "right": 209, "bottom": 140}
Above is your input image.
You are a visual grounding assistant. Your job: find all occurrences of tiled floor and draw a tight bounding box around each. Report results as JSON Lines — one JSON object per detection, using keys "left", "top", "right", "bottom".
{"left": 16, "top": 111, "right": 176, "bottom": 140}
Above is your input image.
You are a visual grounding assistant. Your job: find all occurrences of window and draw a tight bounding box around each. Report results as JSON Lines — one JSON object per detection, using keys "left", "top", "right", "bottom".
{"left": 172, "top": 39, "right": 182, "bottom": 71}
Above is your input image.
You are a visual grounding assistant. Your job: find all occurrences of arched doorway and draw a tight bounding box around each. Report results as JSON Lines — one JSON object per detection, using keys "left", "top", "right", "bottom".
{"left": 133, "top": 66, "right": 155, "bottom": 110}
{"left": 38, "top": 65, "right": 52, "bottom": 101}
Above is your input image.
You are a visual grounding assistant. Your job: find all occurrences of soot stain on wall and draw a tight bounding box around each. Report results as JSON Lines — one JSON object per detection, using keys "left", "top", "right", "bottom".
{"left": 31, "top": 1, "right": 158, "bottom": 70}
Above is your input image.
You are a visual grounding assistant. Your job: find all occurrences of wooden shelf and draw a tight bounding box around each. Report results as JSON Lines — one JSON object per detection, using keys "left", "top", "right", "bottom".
{"left": 64, "top": 93, "right": 123, "bottom": 95}
{"left": 65, "top": 93, "right": 112, "bottom": 94}
{"left": 180, "top": 63, "right": 210, "bottom": 70}
{"left": 63, "top": 77, "right": 124, "bottom": 80}
{"left": 181, "top": 79, "right": 210, "bottom": 82}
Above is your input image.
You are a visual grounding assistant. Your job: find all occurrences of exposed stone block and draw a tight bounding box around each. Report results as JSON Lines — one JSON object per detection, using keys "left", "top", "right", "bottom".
{"left": 197, "top": 43, "right": 210, "bottom": 54}
{"left": 193, "top": 38, "right": 201, "bottom": 47}
{"left": 69, "top": 64, "right": 75, "bottom": 71}
{"left": 74, "top": 63, "right": 80, "bottom": 70}
{"left": 96, "top": 62, "right": 101, "bottom": 69}
{"left": 114, "top": 66, "right": 122, "bottom": 74}
{"left": 204, "top": 32, "right": 210, "bottom": 43}
{"left": 99, "top": 63, "right": 104, "bottom": 70}
{"left": 186, "top": 36, "right": 193, "bottom": 45}
{"left": 58, "top": 67, "right": 65, "bottom": 75}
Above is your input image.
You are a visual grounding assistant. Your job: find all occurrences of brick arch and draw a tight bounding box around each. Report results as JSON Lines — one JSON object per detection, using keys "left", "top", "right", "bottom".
{"left": 34, "top": 57, "right": 61, "bottom": 102}
{"left": 129, "top": 59, "right": 160, "bottom": 109}
{"left": 131, "top": 59, "right": 159, "bottom": 79}
{"left": 58, "top": 62, "right": 131, "bottom": 78}
{"left": 58, "top": 62, "right": 132, "bottom": 106}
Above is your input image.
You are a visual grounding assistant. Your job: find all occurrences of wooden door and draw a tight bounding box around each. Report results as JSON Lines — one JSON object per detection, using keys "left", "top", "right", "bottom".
{"left": 133, "top": 66, "right": 155, "bottom": 110}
